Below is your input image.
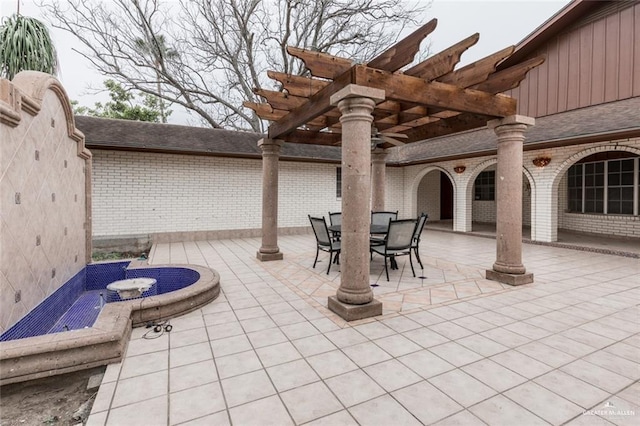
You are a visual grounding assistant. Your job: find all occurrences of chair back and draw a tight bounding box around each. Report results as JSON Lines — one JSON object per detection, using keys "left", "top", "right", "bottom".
{"left": 309, "top": 215, "right": 332, "bottom": 246}
{"left": 386, "top": 219, "right": 417, "bottom": 250}
{"left": 413, "top": 213, "right": 428, "bottom": 242}
{"left": 372, "top": 210, "right": 398, "bottom": 226}
{"left": 328, "top": 212, "right": 342, "bottom": 226}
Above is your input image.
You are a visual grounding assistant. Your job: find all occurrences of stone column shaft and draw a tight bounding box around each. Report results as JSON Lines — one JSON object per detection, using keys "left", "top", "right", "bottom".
{"left": 371, "top": 149, "right": 388, "bottom": 211}
{"left": 256, "top": 138, "right": 284, "bottom": 261}
{"left": 486, "top": 115, "right": 534, "bottom": 286}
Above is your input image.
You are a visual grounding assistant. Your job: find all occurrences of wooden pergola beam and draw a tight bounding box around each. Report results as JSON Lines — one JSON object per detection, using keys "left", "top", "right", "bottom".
{"left": 438, "top": 46, "right": 515, "bottom": 88}
{"left": 267, "top": 71, "right": 329, "bottom": 97}
{"left": 352, "top": 65, "right": 516, "bottom": 118}
{"left": 404, "top": 112, "right": 490, "bottom": 142}
{"left": 404, "top": 33, "right": 479, "bottom": 80}
{"left": 287, "top": 46, "right": 353, "bottom": 79}
{"left": 473, "top": 56, "right": 546, "bottom": 94}
{"left": 280, "top": 129, "right": 342, "bottom": 146}
{"left": 268, "top": 68, "right": 353, "bottom": 139}
{"left": 367, "top": 19, "right": 437, "bottom": 72}
{"left": 253, "top": 89, "right": 308, "bottom": 110}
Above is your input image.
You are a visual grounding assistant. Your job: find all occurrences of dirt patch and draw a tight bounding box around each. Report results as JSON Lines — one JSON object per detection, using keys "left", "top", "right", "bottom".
{"left": 0, "top": 366, "right": 105, "bottom": 426}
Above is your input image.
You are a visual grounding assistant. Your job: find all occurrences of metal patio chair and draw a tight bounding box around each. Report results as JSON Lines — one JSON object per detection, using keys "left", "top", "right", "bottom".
{"left": 309, "top": 215, "right": 341, "bottom": 275}
{"left": 328, "top": 211, "right": 342, "bottom": 241}
{"left": 412, "top": 213, "right": 429, "bottom": 269}
{"left": 370, "top": 218, "right": 417, "bottom": 281}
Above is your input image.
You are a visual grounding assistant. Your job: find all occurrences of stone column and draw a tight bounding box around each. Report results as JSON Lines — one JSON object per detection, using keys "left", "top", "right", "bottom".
{"left": 256, "top": 138, "right": 284, "bottom": 261}
{"left": 327, "top": 85, "right": 384, "bottom": 321}
{"left": 486, "top": 115, "right": 534, "bottom": 285}
{"left": 371, "top": 148, "right": 388, "bottom": 211}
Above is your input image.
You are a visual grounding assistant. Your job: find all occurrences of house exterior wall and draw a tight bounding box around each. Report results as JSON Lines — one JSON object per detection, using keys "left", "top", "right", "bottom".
{"left": 507, "top": 1, "right": 640, "bottom": 117}
{"left": 416, "top": 171, "right": 441, "bottom": 220}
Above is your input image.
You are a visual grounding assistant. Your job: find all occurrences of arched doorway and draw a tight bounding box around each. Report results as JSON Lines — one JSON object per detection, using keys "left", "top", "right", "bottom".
{"left": 416, "top": 170, "right": 454, "bottom": 225}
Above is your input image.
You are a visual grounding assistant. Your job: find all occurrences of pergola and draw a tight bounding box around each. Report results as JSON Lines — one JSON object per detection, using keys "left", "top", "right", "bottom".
{"left": 248, "top": 19, "right": 544, "bottom": 321}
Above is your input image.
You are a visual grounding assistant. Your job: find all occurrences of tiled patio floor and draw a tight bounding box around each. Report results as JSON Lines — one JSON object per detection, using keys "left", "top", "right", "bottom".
{"left": 87, "top": 230, "right": 639, "bottom": 425}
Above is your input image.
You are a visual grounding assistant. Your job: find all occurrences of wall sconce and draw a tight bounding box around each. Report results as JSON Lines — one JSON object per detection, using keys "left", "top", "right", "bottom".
{"left": 453, "top": 165, "right": 466, "bottom": 174}
{"left": 532, "top": 156, "right": 551, "bottom": 167}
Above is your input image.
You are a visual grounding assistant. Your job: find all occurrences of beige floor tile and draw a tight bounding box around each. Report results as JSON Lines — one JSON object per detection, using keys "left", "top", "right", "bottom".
{"left": 462, "top": 359, "right": 527, "bottom": 392}
{"left": 534, "top": 370, "right": 610, "bottom": 409}
{"left": 583, "top": 351, "right": 640, "bottom": 380}
{"left": 280, "top": 381, "right": 343, "bottom": 424}
{"left": 541, "top": 334, "right": 597, "bottom": 358}
{"left": 168, "top": 313, "right": 205, "bottom": 331}
{"left": 324, "top": 328, "right": 368, "bottom": 348}
{"left": 169, "top": 326, "right": 209, "bottom": 348}
{"left": 85, "top": 411, "right": 108, "bottom": 426}
{"left": 506, "top": 381, "right": 584, "bottom": 424}
{"left": 429, "top": 342, "right": 483, "bottom": 367}
{"left": 398, "top": 349, "right": 456, "bottom": 379}
{"left": 240, "top": 316, "right": 278, "bottom": 333}
{"left": 392, "top": 381, "right": 463, "bottom": 424}
{"left": 221, "top": 370, "right": 276, "bottom": 408}
{"left": 432, "top": 410, "right": 486, "bottom": 425}
{"left": 228, "top": 395, "right": 294, "bottom": 426}
{"left": 234, "top": 306, "right": 268, "bottom": 321}
{"left": 402, "top": 327, "right": 451, "bottom": 348}
{"left": 373, "top": 334, "right": 421, "bottom": 357}
{"left": 90, "top": 381, "right": 116, "bottom": 414}
{"left": 469, "top": 394, "right": 548, "bottom": 426}
{"left": 209, "top": 334, "right": 252, "bottom": 357}
{"left": 563, "top": 328, "right": 617, "bottom": 349}
{"left": 429, "top": 322, "right": 475, "bottom": 340}
{"left": 101, "top": 362, "right": 122, "bottom": 384}
{"left": 363, "top": 359, "right": 422, "bottom": 392}
{"left": 179, "top": 410, "right": 230, "bottom": 426}
{"left": 342, "top": 341, "right": 393, "bottom": 368}
{"left": 456, "top": 334, "right": 509, "bottom": 357}
{"left": 271, "top": 310, "right": 307, "bottom": 326}
{"left": 215, "top": 350, "right": 262, "bottom": 379}
{"left": 125, "top": 333, "right": 169, "bottom": 357}
{"left": 561, "top": 360, "right": 634, "bottom": 393}
{"left": 325, "top": 369, "right": 386, "bottom": 407}
{"left": 256, "top": 341, "right": 302, "bottom": 367}
{"left": 452, "top": 316, "right": 495, "bottom": 333}
{"left": 305, "top": 410, "right": 358, "bottom": 426}
{"left": 207, "top": 321, "right": 244, "bottom": 340}
{"left": 490, "top": 350, "right": 554, "bottom": 379}
{"left": 380, "top": 315, "right": 422, "bottom": 332}
{"left": 169, "top": 381, "right": 226, "bottom": 425}
{"left": 404, "top": 310, "right": 447, "bottom": 326}
{"left": 106, "top": 395, "right": 167, "bottom": 426}
{"left": 280, "top": 321, "right": 320, "bottom": 340}
{"left": 246, "top": 327, "right": 288, "bottom": 348}
{"left": 515, "top": 341, "right": 575, "bottom": 368}
{"left": 119, "top": 350, "right": 168, "bottom": 379}
{"left": 503, "top": 321, "right": 552, "bottom": 340}
{"left": 615, "top": 381, "right": 640, "bottom": 405}
{"left": 169, "top": 359, "right": 218, "bottom": 392}
{"left": 480, "top": 327, "right": 531, "bottom": 348}
{"left": 203, "top": 310, "right": 237, "bottom": 326}
{"left": 349, "top": 394, "right": 421, "bottom": 426}
{"left": 352, "top": 321, "right": 396, "bottom": 340}
{"left": 291, "top": 334, "right": 337, "bottom": 357}
{"left": 170, "top": 342, "right": 213, "bottom": 368}
{"left": 603, "top": 342, "right": 640, "bottom": 363}
{"left": 266, "top": 359, "right": 320, "bottom": 392}
{"left": 564, "top": 414, "right": 615, "bottom": 425}
{"left": 307, "top": 349, "right": 358, "bottom": 379}
{"left": 111, "top": 370, "right": 168, "bottom": 408}
{"left": 429, "top": 369, "right": 497, "bottom": 407}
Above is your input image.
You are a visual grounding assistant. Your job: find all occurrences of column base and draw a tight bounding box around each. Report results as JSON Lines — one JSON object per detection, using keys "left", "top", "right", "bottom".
{"left": 256, "top": 251, "right": 283, "bottom": 261}
{"left": 486, "top": 269, "right": 534, "bottom": 286}
{"left": 328, "top": 295, "right": 382, "bottom": 321}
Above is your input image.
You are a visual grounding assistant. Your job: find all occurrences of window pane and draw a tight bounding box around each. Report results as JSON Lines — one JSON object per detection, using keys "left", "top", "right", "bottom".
{"left": 608, "top": 201, "right": 620, "bottom": 214}
{"left": 621, "top": 202, "right": 633, "bottom": 214}
{"left": 608, "top": 187, "right": 621, "bottom": 201}
{"left": 595, "top": 162, "right": 604, "bottom": 173}
{"left": 595, "top": 174, "right": 604, "bottom": 186}
{"left": 622, "top": 159, "right": 634, "bottom": 171}
{"left": 585, "top": 175, "right": 594, "bottom": 186}
{"left": 609, "top": 174, "right": 620, "bottom": 186}
{"left": 621, "top": 172, "right": 634, "bottom": 185}
{"left": 608, "top": 161, "right": 620, "bottom": 172}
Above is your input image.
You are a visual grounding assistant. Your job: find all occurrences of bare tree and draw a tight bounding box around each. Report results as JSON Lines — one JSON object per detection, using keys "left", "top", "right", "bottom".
{"left": 41, "top": 0, "right": 428, "bottom": 131}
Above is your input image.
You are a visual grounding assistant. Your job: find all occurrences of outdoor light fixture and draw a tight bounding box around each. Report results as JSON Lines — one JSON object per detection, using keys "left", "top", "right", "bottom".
{"left": 453, "top": 165, "right": 466, "bottom": 174}
{"left": 532, "top": 156, "right": 552, "bottom": 167}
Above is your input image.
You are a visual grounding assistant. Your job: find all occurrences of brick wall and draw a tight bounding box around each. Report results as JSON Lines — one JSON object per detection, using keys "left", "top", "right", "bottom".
{"left": 417, "top": 171, "right": 441, "bottom": 220}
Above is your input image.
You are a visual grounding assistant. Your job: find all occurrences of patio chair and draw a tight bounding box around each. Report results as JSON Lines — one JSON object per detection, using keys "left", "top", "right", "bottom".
{"left": 309, "top": 215, "right": 341, "bottom": 275}
{"left": 412, "top": 213, "right": 429, "bottom": 269}
{"left": 370, "top": 218, "right": 417, "bottom": 281}
{"left": 328, "top": 211, "right": 342, "bottom": 241}
{"left": 371, "top": 210, "right": 398, "bottom": 226}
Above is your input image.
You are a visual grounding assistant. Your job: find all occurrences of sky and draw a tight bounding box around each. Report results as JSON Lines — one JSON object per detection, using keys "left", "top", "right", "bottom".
{"left": 1, "top": 0, "right": 571, "bottom": 126}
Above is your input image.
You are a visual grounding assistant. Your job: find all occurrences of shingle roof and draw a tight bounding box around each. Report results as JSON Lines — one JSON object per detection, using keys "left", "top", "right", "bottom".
{"left": 77, "top": 97, "right": 640, "bottom": 166}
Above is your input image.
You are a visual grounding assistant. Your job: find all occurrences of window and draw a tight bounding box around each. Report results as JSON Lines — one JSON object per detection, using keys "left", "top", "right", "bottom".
{"left": 336, "top": 167, "right": 342, "bottom": 198}
{"left": 567, "top": 155, "right": 638, "bottom": 215}
{"left": 474, "top": 171, "right": 495, "bottom": 201}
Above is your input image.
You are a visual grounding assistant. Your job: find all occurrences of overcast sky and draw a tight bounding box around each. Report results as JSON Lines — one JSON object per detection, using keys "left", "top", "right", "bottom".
{"left": 2, "top": 0, "right": 571, "bottom": 126}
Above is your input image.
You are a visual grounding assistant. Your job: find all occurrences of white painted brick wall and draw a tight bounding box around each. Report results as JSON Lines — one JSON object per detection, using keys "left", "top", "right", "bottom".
{"left": 417, "top": 171, "right": 441, "bottom": 220}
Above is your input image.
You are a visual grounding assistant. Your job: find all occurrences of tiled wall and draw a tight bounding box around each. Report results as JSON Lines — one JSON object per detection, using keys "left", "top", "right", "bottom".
{"left": 0, "top": 72, "right": 91, "bottom": 333}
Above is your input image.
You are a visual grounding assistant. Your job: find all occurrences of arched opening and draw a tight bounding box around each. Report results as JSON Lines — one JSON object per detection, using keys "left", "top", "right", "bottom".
{"left": 470, "top": 164, "right": 532, "bottom": 237}
{"left": 555, "top": 150, "right": 639, "bottom": 239}
{"left": 416, "top": 170, "right": 454, "bottom": 227}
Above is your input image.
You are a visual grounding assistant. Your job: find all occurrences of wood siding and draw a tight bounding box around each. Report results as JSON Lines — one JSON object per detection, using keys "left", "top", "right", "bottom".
{"left": 507, "top": 1, "right": 640, "bottom": 117}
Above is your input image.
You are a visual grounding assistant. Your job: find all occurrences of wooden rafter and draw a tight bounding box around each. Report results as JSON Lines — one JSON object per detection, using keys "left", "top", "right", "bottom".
{"left": 287, "top": 47, "right": 353, "bottom": 79}
{"left": 267, "top": 71, "right": 328, "bottom": 97}
{"left": 473, "top": 56, "right": 546, "bottom": 93}
{"left": 438, "top": 46, "right": 515, "bottom": 87}
{"left": 404, "top": 33, "right": 479, "bottom": 80}
{"left": 367, "top": 19, "right": 438, "bottom": 72}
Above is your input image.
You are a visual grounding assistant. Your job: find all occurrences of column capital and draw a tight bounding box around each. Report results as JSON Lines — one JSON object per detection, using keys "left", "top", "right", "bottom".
{"left": 330, "top": 84, "right": 385, "bottom": 106}
{"left": 488, "top": 115, "right": 535, "bottom": 130}
{"left": 371, "top": 148, "right": 389, "bottom": 164}
{"left": 258, "top": 138, "right": 284, "bottom": 154}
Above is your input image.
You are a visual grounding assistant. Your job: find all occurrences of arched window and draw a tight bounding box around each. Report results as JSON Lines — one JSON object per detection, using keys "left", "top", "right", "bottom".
{"left": 567, "top": 152, "right": 639, "bottom": 215}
